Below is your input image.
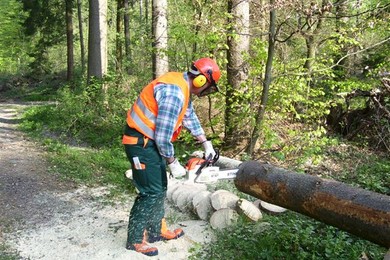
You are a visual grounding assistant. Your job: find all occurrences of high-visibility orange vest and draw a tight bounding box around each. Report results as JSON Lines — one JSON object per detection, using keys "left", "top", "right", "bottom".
{"left": 126, "top": 72, "right": 190, "bottom": 141}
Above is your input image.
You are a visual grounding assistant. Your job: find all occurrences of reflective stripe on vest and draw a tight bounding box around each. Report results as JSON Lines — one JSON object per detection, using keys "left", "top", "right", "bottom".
{"left": 127, "top": 107, "right": 155, "bottom": 139}
{"left": 126, "top": 72, "right": 190, "bottom": 140}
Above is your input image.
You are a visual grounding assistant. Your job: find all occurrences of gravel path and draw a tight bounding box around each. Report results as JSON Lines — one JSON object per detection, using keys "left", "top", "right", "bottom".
{"left": 0, "top": 101, "right": 210, "bottom": 260}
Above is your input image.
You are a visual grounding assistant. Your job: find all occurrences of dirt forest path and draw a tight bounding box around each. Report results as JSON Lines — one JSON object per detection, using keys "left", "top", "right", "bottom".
{"left": 0, "top": 101, "right": 210, "bottom": 260}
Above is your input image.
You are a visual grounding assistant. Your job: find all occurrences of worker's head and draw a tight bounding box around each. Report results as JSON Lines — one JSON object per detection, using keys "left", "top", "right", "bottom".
{"left": 188, "top": 58, "right": 221, "bottom": 97}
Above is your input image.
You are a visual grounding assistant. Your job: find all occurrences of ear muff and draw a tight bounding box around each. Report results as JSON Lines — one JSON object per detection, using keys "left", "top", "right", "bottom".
{"left": 193, "top": 75, "right": 207, "bottom": 88}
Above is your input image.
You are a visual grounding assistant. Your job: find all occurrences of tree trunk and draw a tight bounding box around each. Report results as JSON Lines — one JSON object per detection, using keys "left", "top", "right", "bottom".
{"left": 301, "top": 0, "right": 326, "bottom": 78}
{"left": 246, "top": 0, "right": 276, "bottom": 156}
{"left": 152, "top": 0, "right": 168, "bottom": 78}
{"left": 191, "top": 2, "right": 202, "bottom": 58}
{"left": 66, "top": 0, "right": 74, "bottom": 81}
{"left": 224, "top": 0, "right": 250, "bottom": 146}
{"left": 77, "top": 0, "right": 86, "bottom": 75}
{"left": 333, "top": 0, "right": 349, "bottom": 78}
{"left": 87, "top": 0, "right": 108, "bottom": 80}
{"left": 303, "top": 35, "right": 315, "bottom": 72}
{"left": 124, "top": 0, "right": 131, "bottom": 74}
{"left": 116, "top": 0, "right": 124, "bottom": 73}
{"left": 235, "top": 161, "right": 390, "bottom": 248}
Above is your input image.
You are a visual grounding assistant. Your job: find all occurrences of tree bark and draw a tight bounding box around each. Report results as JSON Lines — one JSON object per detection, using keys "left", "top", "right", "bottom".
{"left": 124, "top": 0, "right": 131, "bottom": 74}
{"left": 235, "top": 160, "right": 390, "bottom": 248}
{"left": 66, "top": 0, "right": 74, "bottom": 81}
{"left": 246, "top": 0, "right": 275, "bottom": 156}
{"left": 224, "top": 0, "right": 250, "bottom": 146}
{"left": 333, "top": 0, "right": 349, "bottom": 78}
{"left": 152, "top": 0, "right": 168, "bottom": 78}
{"left": 87, "top": 0, "right": 108, "bottom": 80}
{"left": 77, "top": 0, "right": 86, "bottom": 75}
{"left": 116, "top": 0, "right": 124, "bottom": 73}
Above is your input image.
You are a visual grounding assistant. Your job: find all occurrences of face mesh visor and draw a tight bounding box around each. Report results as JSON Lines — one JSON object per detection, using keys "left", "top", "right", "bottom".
{"left": 199, "top": 84, "right": 219, "bottom": 97}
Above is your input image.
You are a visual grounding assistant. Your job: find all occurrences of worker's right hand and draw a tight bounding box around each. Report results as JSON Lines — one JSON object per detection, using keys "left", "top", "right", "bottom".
{"left": 168, "top": 158, "right": 186, "bottom": 178}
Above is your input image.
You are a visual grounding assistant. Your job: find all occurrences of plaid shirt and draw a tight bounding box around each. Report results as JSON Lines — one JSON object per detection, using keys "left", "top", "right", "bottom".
{"left": 154, "top": 73, "right": 205, "bottom": 158}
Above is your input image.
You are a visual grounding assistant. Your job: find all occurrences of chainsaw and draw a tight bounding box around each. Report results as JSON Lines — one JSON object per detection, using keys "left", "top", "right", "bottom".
{"left": 185, "top": 150, "right": 239, "bottom": 183}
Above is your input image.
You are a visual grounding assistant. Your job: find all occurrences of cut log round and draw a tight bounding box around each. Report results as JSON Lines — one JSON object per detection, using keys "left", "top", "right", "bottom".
{"left": 192, "top": 190, "right": 213, "bottom": 221}
{"left": 210, "top": 189, "right": 239, "bottom": 210}
{"left": 172, "top": 185, "right": 192, "bottom": 206}
{"left": 210, "top": 208, "right": 239, "bottom": 230}
{"left": 259, "top": 200, "right": 287, "bottom": 214}
{"left": 236, "top": 199, "right": 262, "bottom": 222}
{"left": 167, "top": 183, "right": 181, "bottom": 202}
{"left": 176, "top": 185, "right": 207, "bottom": 212}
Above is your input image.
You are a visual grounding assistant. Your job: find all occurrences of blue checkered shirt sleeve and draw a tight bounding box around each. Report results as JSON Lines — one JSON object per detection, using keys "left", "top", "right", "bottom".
{"left": 154, "top": 83, "right": 204, "bottom": 158}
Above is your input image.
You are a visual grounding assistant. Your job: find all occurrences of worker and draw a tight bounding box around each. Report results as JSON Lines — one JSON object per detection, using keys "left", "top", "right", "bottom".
{"left": 122, "top": 57, "right": 221, "bottom": 256}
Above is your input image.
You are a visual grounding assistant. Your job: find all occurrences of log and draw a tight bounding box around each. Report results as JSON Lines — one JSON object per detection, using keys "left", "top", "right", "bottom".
{"left": 176, "top": 185, "right": 207, "bottom": 212}
{"left": 234, "top": 160, "right": 390, "bottom": 248}
{"left": 209, "top": 208, "right": 239, "bottom": 230}
{"left": 167, "top": 183, "right": 180, "bottom": 202}
{"left": 210, "top": 190, "right": 239, "bottom": 210}
{"left": 192, "top": 190, "right": 213, "bottom": 220}
{"left": 257, "top": 200, "right": 287, "bottom": 214}
{"left": 236, "top": 199, "right": 263, "bottom": 222}
{"left": 215, "top": 155, "right": 242, "bottom": 169}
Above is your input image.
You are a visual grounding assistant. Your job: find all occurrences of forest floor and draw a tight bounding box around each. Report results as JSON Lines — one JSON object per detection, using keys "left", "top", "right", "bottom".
{"left": 0, "top": 101, "right": 211, "bottom": 260}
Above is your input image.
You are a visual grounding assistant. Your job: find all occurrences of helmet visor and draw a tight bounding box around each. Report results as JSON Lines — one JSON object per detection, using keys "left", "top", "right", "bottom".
{"left": 199, "top": 83, "right": 219, "bottom": 97}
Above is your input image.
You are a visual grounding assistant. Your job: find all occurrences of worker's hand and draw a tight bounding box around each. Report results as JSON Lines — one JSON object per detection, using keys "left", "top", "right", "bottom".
{"left": 168, "top": 158, "right": 186, "bottom": 178}
{"left": 202, "top": 141, "right": 216, "bottom": 159}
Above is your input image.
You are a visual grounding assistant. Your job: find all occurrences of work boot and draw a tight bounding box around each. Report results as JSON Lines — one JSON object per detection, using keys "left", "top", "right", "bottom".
{"left": 126, "top": 241, "right": 158, "bottom": 256}
{"left": 148, "top": 218, "right": 184, "bottom": 243}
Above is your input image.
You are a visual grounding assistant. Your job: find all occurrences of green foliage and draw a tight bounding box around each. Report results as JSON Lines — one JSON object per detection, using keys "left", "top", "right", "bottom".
{"left": 281, "top": 127, "right": 339, "bottom": 167}
{"left": 20, "top": 110, "right": 135, "bottom": 192}
{"left": 189, "top": 212, "right": 387, "bottom": 260}
{"left": 336, "top": 156, "right": 390, "bottom": 195}
{"left": 0, "top": 0, "right": 31, "bottom": 73}
{"left": 20, "top": 77, "right": 132, "bottom": 147}
{"left": 44, "top": 140, "right": 133, "bottom": 190}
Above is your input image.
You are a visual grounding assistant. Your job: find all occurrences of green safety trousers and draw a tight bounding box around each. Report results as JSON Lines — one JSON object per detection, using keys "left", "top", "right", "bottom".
{"left": 123, "top": 126, "right": 168, "bottom": 246}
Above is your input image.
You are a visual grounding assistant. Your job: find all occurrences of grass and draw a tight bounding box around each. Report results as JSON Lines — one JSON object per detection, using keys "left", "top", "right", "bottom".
{"left": 189, "top": 213, "right": 387, "bottom": 260}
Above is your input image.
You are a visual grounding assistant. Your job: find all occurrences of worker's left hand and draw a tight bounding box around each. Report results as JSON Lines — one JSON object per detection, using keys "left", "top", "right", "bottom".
{"left": 168, "top": 158, "right": 186, "bottom": 178}
{"left": 202, "top": 141, "right": 216, "bottom": 159}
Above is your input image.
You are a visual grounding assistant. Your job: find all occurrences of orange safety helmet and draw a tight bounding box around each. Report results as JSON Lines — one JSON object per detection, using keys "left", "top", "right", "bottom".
{"left": 190, "top": 58, "right": 221, "bottom": 95}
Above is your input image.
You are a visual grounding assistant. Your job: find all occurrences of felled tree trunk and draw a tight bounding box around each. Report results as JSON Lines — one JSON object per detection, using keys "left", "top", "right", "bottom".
{"left": 234, "top": 161, "right": 390, "bottom": 248}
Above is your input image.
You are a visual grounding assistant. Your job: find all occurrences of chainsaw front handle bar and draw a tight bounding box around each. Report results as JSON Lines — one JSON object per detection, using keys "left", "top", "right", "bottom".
{"left": 193, "top": 150, "right": 219, "bottom": 182}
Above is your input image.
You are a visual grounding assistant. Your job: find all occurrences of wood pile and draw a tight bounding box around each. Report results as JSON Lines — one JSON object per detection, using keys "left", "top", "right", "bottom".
{"left": 166, "top": 155, "right": 287, "bottom": 229}
{"left": 126, "top": 155, "right": 288, "bottom": 229}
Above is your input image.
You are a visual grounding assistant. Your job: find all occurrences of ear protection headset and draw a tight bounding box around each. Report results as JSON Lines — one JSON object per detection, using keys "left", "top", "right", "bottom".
{"left": 193, "top": 74, "right": 207, "bottom": 88}
{"left": 189, "top": 65, "right": 209, "bottom": 88}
